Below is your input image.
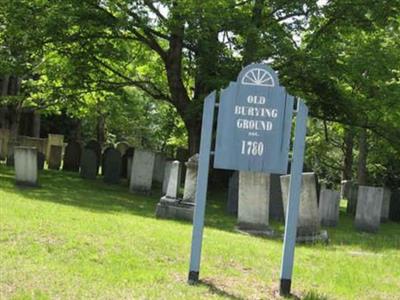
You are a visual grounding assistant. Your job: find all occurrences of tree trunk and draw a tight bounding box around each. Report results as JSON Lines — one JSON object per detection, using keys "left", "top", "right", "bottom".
{"left": 186, "top": 119, "right": 202, "bottom": 156}
{"left": 9, "top": 106, "right": 21, "bottom": 139}
{"left": 243, "top": 0, "right": 265, "bottom": 65}
{"left": 32, "top": 111, "right": 41, "bottom": 138}
{"left": 357, "top": 128, "right": 368, "bottom": 185}
{"left": 1, "top": 75, "right": 10, "bottom": 96}
{"left": 342, "top": 126, "right": 354, "bottom": 180}
{"left": 96, "top": 115, "right": 106, "bottom": 147}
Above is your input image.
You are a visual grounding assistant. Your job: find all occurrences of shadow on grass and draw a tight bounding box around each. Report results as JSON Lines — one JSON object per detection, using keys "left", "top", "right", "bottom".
{"left": 1, "top": 164, "right": 399, "bottom": 252}
{"left": 199, "top": 279, "right": 245, "bottom": 300}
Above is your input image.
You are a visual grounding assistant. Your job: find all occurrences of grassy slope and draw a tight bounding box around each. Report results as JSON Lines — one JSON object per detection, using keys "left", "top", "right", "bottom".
{"left": 0, "top": 165, "right": 399, "bottom": 300}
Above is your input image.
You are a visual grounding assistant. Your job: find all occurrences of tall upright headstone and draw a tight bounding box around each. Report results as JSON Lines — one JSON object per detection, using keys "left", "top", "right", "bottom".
{"left": 381, "top": 187, "right": 391, "bottom": 222}
{"left": 129, "top": 149, "right": 155, "bottom": 194}
{"left": 183, "top": 154, "right": 199, "bottom": 202}
{"left": 355, "top": 186, "right": 384, "bottom": 233}
{"left": 80, "top": 149, "right": 98, "bottom": 180}
{"left": 156, "top": 161, "right": 193, "bottom": 220}
{"left": 153, "top": 153, "right": 167, "bottom": 184}
{"left": 14, "top": 146, "right": 38, "bottom": 186}
{"left": 121, "top": 147, "right": 134, "bottom": 178}
{"left": 162, "top": 161, "right": 173, "bottom": 194}
{"left": 63, "top": 140, "right": 82, "bottom": 172}
{"left": 281, "top": 173, "right": 320, "bottom": 237}
{"left": 319, "top": 189, "right": 340, "bottom": 227}
{"left": 48, "top": 145, "right": 63, "bottom": 170}
{"left": 238, "top": 171, "right": 270, "bottom": 230}
{"left": 103, "top": 148, "right": 122, "bottom": 184}
{"left": 85, "top": 140, "right": 101, "bottom": 172}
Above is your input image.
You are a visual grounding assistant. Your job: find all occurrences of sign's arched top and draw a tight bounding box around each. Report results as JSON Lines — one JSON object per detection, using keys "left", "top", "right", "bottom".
{"left": 237, "top": 63, "right": 279, "bottom": 87}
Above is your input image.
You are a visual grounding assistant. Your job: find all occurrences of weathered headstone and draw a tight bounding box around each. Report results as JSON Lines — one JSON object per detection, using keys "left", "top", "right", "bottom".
{"left": 347, "top": 183, "right": 358, "bottom": 215}
{"left": 101, "top": 146, "right": 114, "bottom": 175}
{"left": 355, "top": 186, "right": 384, "bottom": 233}
{"left": 48, "top": 145, "right": 63, "bottom": 170}
{"left": 37, "top": 152, "right": 45, "bottom": 171}
{"left": 103, "top": 148, "right": 122, "bottom": 184}
{"left": 389, "top": 188, "right": 400, "bottom": 222}
{"left": 238, "top": 171, "right": 270, "bottom": 231}
{"left": 227, "top": 171, "right": 239, "bottom": 215}
{"left": 85, "top": 140, "right": 101, "bottom": 171}
{"left": 269, "top": 173, "right": 284, "bottom": 221}
{"left": 46, "top": 134, "right": 64, "bottom": 161}
{"left": 14, "top": 146, "right": 38, "bottom": 186}
{"left": 153, "top": 153, "right": 167, "bottom": 184}
{"left": 381, "top": 187, "right": 391, "bottom": 222}
{"left": 129, "top": 149, "right": 155, "bottom": 194}
{"left": 116, "top": 142, "right": 130, "bottom": 156}
{"left": 162, "top": 161, "right": 173, "bottom": 194}
{"left": 63, "top": 140, "right": 82, "bottom": 172}
{"left": 281, "top": 173, "right": 320, "bottom": 238}
{"left": 183, "top": 154, "right": 199, "bottom": 202}
{"left": 80, "top": 149, "right": 98, "bottom": 180}
{"left": 319, "top": 189, "right": 340, "bottom": 227}
{"left": 156, "top": 161, "right": 193, "bottom": 220}
{"left": 121, "top": 147, "right": 134, "bottom": 178}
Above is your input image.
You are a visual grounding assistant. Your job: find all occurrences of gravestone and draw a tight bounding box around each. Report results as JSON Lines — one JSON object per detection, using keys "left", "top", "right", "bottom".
{"left": 319, "top": 189, "right": 340, "bottom": 227}
{"left": 121, "top": 147, "right": 134, "bottom": 178}
{"left": 103, "top": 148, "right": 122, "bottom": 184}
{"left": 153, "top": 153, "right": 167, "bottom": 184}
{"left": 63, "top": 140, "right": 82, "bottom": 172}
{"left": 46, "top": 134, "right": 64, "bottom": 161}
{"left": 156, "top": 161, "right": 193, "bottom": 220}
{"left": 269, "top": 173, "right": 284, "bottom": 221}
{"left": 85, "top": 140, "right": 101, "bottom": 172}
{"left": 238, "top": 171, "right": 270, "bottom": 231}
{"left": 380, "top": 187, "right": 391, "bottom": 222}
{"left": 48, "top": 145, "right": 62, "bottom": 170}
{"left": 129, "top": 149, "right": 155, "bottom": 194}
{"left": 80, "top": 149, "right": 98, "bottom": 180}
{"left": 227, "top": 171, "right": 239, "bottom": 215}
{"left": 182, "top": 154, "right": 199, "bottom": 202}
{"left": 346, "top": 183, "right": 358, "bottom": 215}
{"left": 389, "top": 188, "right": 400, "bottom": 222}
{"left": 14, "top": 146, "right": 38, "bottom": 186}
{"left": 0, "top": 128, "right": 10, "bottom": 160}
{"left": 116, "top": 142, "right": 130, "bottom": 156}
{"left": 162, "top": 161, "right": 173, "bottom": 194}
{"left": 355, "top": 186, "right": 384, "bottom": 233}
{"left": 281, "top": 173, "right": 320, "bottom": 238}
{"left": 37, "top": 152, "right": 45, "bottom": 171}
{"left": 101, "top": 146, "right": 114, "bottom": 175}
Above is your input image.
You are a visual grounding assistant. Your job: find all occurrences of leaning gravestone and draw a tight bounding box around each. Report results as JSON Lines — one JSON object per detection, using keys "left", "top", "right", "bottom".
{"left": 37, "top": 152, "right": 45, "bottom": 171}
{"left": 48, "top": 145, "right": 63, "bottom": 170}
{"left": 238, "top": 171, "right": 270, "bottom": 231}
{"left": 85, "top": 140, "right": 101, "bottom": 172}
{"left": 129, "top": 149, "right": 155, "bottom": 194}
{"left": 46, "top": 134, "right": 64, "bottom": 161}
{"left": 80, "top": 149, "right": 98, "bottom": 180}
{"left": 63, "top": 140, "right": 81, "bottom": 172}
{"left": 319, "top": 189, "right": 340, "bottom": 227}
{"left": 380, "top": 187, "right": 391, "bottom": 222}
{"left": 14, "top": 146, "right": 38, "bottom": 186}
{"left": 103, "top": 148, "right": 122, "bottom": 184}
{"left": 355, "top": 186, "right": 384, "bottom": 233}
{"left": 281, "top": 172, "right": 320, "bottom": 239}
{"left": 227, "top": 171, "right": 239, "bottom": 215}
{"left": 121, "top": 147, "right": 134, "bottom": 178}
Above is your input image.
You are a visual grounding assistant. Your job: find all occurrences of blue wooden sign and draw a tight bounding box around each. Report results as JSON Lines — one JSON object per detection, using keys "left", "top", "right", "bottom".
{"left": 214, "top": 64, "right": 293, "bottom": 174}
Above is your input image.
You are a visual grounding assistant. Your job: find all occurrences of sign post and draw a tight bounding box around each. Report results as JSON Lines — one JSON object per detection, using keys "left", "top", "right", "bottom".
{"left": 188, "top": 64, "right": 308, "bottom": 295}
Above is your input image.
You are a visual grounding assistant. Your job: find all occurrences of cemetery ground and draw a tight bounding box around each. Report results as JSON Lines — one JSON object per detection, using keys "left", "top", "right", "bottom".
{"left": 0, "top": 165, "right": 399, "bottom": 300}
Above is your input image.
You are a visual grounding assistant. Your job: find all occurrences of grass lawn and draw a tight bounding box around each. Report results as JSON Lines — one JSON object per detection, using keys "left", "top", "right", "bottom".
{"left": 0, "top": 164, "right": 399, "bottom": 299}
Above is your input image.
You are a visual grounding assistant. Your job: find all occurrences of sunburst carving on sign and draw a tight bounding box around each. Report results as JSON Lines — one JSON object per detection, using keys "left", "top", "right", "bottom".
{"left": 241, "top": 68, "right": 275, "bottom": 87}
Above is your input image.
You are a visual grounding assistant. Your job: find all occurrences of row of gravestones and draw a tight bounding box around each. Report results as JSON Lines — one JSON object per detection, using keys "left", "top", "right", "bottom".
{"left": 226, "top": 172, "right": 398, "bottom": 237}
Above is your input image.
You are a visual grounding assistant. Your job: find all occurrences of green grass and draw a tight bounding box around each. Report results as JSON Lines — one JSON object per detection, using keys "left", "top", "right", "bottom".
{"left": 0, "top": 165, "right": 399, "bottom": 300}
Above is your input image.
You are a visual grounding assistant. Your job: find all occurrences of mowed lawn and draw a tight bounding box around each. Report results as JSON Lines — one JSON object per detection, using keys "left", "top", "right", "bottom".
{"left": 0, "top": 165, "right": 399, "bottom": 300}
